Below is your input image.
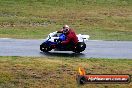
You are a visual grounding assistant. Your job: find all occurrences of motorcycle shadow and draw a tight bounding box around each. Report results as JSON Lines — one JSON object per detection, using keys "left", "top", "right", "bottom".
{"left": 40, "top": 51, "right": 84, "bottom": 58}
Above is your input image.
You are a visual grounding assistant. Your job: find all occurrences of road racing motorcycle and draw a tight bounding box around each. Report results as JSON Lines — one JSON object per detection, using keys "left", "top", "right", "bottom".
{"left": 40, "top": 31, "right": 90, "bottom": 53}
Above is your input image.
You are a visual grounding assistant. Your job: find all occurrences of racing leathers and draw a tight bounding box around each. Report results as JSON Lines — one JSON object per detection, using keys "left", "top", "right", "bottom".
{"left": 57, "top": 29, "right": 78, "bottom": 46}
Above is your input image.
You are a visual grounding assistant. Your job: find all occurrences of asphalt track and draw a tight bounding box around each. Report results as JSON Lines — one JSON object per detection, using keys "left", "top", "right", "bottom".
{"left": 0, "top": 38, "right": 132, "bottom": 59}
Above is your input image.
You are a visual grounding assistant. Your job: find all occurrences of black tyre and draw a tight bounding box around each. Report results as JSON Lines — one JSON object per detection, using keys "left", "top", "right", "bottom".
{"left": 40, "top": 43, "right": 52, "bottom": 52}
{"left": 73, "top": 42, "right": 86, "bottom": 53}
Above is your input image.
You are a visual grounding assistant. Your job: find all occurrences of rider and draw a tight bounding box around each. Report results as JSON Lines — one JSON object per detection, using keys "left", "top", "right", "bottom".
{"left": 57, "top": 25, "right": 78, "bottom": 46}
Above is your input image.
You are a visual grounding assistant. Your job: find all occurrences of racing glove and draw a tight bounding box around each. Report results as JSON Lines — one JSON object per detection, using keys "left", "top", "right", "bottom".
{"left": 57, "top": 41, "right": 62, "bottom": 45}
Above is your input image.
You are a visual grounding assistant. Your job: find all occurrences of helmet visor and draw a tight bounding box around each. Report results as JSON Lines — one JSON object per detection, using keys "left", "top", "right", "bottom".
{"left": 63, "top": 29, "right": 69, "bottom": 33}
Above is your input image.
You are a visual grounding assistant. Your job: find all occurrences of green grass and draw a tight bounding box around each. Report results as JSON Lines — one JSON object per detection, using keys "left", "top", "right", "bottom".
{"left": 0, "top": 0, "right": 132, "bottom": 40}
{"left": 0, "top": 56, "right": 132, "bottom": 88}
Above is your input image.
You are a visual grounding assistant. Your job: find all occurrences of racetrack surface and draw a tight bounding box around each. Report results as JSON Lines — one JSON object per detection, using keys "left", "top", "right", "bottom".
{"left": 0, "top": 38, "right": 132, "bottom": 59}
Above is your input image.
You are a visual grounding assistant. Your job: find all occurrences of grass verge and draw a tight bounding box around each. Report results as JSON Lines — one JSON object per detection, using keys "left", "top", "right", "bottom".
{"left": 0, "top": 56, "right": 131, "bottom": 88}
{"left": 0, "top": 0, "right": 132, "bottom": 40}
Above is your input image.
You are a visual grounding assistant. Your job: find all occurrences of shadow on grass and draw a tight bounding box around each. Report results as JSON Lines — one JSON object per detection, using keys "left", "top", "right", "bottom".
{"left": 40, "top": 51, "right": 85, "bottom": 58}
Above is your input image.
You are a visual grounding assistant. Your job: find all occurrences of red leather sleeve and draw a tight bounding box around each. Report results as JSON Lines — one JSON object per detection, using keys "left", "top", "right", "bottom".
{"left": 61, "top": 36, "right": 71, "bottom": 45}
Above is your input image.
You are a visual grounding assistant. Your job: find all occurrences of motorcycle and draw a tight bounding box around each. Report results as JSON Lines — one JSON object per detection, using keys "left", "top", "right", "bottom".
{"left": 40, "top": 31, "right": 90, "bottom": 53}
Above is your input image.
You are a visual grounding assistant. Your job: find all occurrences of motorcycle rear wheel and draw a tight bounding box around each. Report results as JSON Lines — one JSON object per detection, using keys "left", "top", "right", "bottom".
{"left": 73, "top": 42, "right": 86, "bottom": 53}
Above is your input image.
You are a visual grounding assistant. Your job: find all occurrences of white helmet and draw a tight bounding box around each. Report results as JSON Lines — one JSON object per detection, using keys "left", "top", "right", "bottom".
{"left": 63, "top": 25, "right": 70, "bottom": 33}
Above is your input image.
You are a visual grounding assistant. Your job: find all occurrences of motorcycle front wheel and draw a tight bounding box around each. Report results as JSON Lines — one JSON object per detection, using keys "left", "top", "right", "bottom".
{"left": 40, "top": 43, "right": 52, "bottom": 52}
